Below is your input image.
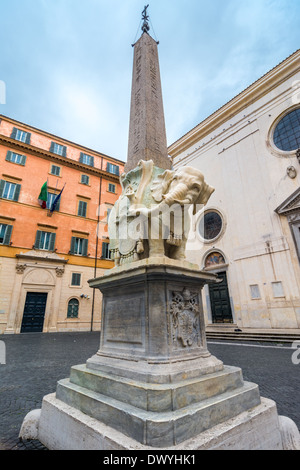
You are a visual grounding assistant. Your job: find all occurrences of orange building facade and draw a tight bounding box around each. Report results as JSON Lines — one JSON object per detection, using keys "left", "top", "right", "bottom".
{"left": 0, "top": 115, "right": 124, "bottom": 333}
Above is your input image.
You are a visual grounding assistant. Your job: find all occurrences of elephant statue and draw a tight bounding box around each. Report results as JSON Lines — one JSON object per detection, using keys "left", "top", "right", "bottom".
{"left": 108, "top": 160, "right": 214, "bottom": 265}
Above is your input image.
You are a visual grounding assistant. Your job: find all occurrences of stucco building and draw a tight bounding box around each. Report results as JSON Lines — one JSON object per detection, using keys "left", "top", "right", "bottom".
{"left": 168, "top": 49, "right": 300, "bottom": 333}
{"left": 0, "top": 115, "right": 124, "bottom": 333}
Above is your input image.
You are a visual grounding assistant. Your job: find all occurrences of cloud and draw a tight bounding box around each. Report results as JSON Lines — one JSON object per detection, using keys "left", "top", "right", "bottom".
{"left": 1, "top": 0, "right": 300, "bottom": 160}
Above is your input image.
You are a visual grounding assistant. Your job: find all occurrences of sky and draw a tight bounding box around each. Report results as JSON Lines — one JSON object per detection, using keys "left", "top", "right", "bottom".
{"left": 0, "top": 0, "right": 299, "bottom": 162}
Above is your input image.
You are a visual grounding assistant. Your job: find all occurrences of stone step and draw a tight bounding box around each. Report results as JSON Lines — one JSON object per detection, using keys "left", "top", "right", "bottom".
{"left": 56, "top": 375, "right": 261, "bottom": 447}
{"left": 68, "top": 364, "right": 244, "bottom": 412}
{"left": 206, "top": 331, "right": 300, "bottom": 343}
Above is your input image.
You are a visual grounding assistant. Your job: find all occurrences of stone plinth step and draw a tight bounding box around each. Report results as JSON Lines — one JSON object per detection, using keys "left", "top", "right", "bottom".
{"left": 56, "top": 374, "right": 261, "bottom": 447}
{"left": 68, "top": 364, "right": 244, "bottom": 413}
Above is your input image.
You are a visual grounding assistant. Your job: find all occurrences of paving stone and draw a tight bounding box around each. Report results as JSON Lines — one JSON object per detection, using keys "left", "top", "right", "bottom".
{"left": 0, "top": 332, "right": 299, "bottom": 450}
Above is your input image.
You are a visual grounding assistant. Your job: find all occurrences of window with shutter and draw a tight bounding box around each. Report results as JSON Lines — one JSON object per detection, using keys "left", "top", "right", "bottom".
{"left": 0, "top": 181, "right": 21, "bottom": 201}
{"left": 106, "top": 163, "right": 119, "bottom": 175}
{"left": 6, "top": 151, "right": 26, "bottom": 165}
{"left": 47, "top": 192, "right": 60, "bottom": 211}
{"left": 102, "top": 242, "right": 111, "bottom": 259}
{"left": 70, "top": 237, "right": 88, "bottom": 256}
{"left": 34, "top": 230, "right": 55, "bottom": 251}
{"left": 11, "top": 128, "right": 30, "bottom": 144}
{"left": 108, "top": 183, "right": 116, "bottom": 193}
{"left": 0, "top": 224, "right": 13, "bottom": 245}
{"left": 80, "top": 153, "right": 94, "bottom": 167}
{"left": 71, "top": 273, "right": 81, "bottom": 286}
{"left": 50, "top": 165, "right": 61, "bottom": 176}
{"left": 50, "top": 142, "right": 67, "bottom": 157}
{"left": 80, "top": 174, "right": 89, "bottom": 185}
{"left": 78, "top": 200, "right": 87, "bottom": 217}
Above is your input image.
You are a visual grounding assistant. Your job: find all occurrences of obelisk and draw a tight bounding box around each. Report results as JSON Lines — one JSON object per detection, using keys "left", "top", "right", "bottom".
{"left": 125, "top": 7, "right": 171, "bottom": 172}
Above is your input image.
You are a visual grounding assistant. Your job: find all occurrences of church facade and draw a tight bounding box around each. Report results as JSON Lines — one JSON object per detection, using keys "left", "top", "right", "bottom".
{"left": 168, "top": 49, "right": 300, "bottom": 332}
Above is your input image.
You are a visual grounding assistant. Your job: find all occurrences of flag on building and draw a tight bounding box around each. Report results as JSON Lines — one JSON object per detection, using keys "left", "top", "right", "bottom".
{"left": 49, "top": 183, "right": 66, "bottom": 214}
{"left": 38, "top": 181, "right": 48, "bottom": 209}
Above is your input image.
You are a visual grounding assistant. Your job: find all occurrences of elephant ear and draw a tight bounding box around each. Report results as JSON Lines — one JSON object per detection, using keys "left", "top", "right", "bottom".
{"left": 151, "top": 170, "right": 174, "bottom": 202}
{"left": 193, "top": 183, "right": 215, "bottom": 215}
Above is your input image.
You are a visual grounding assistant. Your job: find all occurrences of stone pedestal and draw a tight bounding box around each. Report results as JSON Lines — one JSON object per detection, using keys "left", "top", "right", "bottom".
{"left": 29, "top": 257, "right": 299, "bottom": 450}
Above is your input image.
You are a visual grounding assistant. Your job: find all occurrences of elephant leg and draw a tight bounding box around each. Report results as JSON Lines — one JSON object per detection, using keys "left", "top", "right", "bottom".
{"left": 148, "top": 217, "right": 165, "bottom": 257}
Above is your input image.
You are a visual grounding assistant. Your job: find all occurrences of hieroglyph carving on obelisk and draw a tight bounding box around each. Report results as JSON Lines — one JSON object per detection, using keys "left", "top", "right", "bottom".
{"left": 125, "top": 28, "right": 171, "bottom": 172}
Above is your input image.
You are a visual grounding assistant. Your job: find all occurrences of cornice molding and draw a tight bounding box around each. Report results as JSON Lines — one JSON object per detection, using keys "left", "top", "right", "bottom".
{"left": 0, "top": 135, "right": 121, "bottom": 183}
{"left": 0, "top": 114, "right": 125, "bottom": 165}
{"left": 168, "top": 50, "right": 300, "bottom": 158}
{"left": 275, "top": 187, "right": 300, "bottom": 215}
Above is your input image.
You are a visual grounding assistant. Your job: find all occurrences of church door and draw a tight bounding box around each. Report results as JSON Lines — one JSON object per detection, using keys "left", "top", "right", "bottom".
{"left": 21, "top": 292, "right": 48, "bottom": 333}
{"left": 209, "top": 271, "right": 233, "bottom": 323}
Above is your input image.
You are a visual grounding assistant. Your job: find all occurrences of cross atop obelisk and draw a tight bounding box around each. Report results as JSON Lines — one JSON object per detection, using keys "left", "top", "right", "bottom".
{"left": 125, "top": 6, "right": 172, "bottom": 172}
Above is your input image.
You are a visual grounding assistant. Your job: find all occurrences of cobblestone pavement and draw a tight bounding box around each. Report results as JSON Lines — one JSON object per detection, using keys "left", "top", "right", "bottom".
{"left": 0, "top": 331, "right": 299, "bottom": 450}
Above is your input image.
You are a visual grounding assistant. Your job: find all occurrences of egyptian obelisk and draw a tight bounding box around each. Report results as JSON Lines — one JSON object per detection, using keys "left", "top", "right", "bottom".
{"left": 125, "top": 6, "right": 171, "bottom": 172}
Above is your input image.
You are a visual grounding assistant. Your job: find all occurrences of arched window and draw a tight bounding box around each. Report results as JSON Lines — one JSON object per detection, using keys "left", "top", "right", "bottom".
{"left": 273, "top": 108, "right": 300, "bottom": 152}
{"left": 205, "top": 251, "right": 226, "bottom": 268}
{"left": 67, "top": 298, "right": 79, "bottom": 318}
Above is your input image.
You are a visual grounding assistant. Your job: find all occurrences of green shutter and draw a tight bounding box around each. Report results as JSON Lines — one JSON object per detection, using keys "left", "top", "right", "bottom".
{"left": 0, "top": 180, "right": 4, "bottom": 198}
{"left": 13, "top": 184, "right": 21, "bottom": 202}
{"left": 102, "top": 242, "right": 110, "bottom": 258}
{"left": 35, "top": 230, "right": 42, "bottom": 249}
{"left": 90, "top": 156, "right": 94, "bottom": 167}
{"left": 50, "top": 142, "right": 54, "bottom": 153}
{"left": 78, "top": 201, "right": 87, "bottom": 217}
{"left": 3, "top": 225, "right": 13, "bottom": 245}
{"left": 49, "top": 233, "right": 56, "bottom": 251}
{"left": 20, "top": 154, "right": 27, "bottom": 166}
{"left": 10, "top": 127, "right": 17, "bottom": 139}
{"left": 70, "top": 237, "right": 76, "bottom": 254}
{"left": 81, "top": 175, "right": 89, "bottom": 185}
{"left": 82, "top": 238, "right": 88, "bottom": 256}
{"left": 79, "top": 153, "right": 84, "bottom": 163}
{"left": 5, "top": 151, "right": 12, "bottom": 162}
{"left": 62, "top": 146, "right": 67, "bottom": 157}
{"left": 25, "top": 132, "right": 31, "bottom": 145}
{"left": 101, "top": 242, "right": 106, "bottom": 258}
{"left": 77, "top": 201, "right": 82, "bottom": 216}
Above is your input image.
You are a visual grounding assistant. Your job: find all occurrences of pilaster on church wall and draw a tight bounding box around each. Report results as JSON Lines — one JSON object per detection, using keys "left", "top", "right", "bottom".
{"left": 0, "top": 257, "right": 16, "bottom": 333}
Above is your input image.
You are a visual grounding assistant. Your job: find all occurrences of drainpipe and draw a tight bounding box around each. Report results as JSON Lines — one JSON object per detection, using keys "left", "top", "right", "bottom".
{"left": 91, "top": 157, "right": 103, "bottom": 332}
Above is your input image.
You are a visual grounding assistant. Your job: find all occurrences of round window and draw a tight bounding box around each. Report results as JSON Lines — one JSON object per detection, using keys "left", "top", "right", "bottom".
{"left": 273, "top": 108, "right": 300, "bottom": 152}
{"left": 198, "top": 211, "right": 223, "bottom": 241}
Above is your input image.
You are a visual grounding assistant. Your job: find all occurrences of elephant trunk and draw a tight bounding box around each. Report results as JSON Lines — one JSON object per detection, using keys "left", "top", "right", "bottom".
{"left": 163, "top": 182, "right": 189, "bottom": 205}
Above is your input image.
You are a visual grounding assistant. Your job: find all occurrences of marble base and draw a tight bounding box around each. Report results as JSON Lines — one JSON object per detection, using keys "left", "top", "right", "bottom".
{"left": 37, "top": 394, "right": 284, "bottom": 450}
{"left": 21, "top": 259, "right": 300, "bottom": 450}
{"left": 54, "top": 364, "right": 260, "bottom": 447}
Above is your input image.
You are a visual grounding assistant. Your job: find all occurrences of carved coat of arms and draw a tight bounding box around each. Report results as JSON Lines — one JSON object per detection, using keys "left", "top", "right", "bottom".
{"left": 169, "top": 288, "right": 200, "bottom": 348}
